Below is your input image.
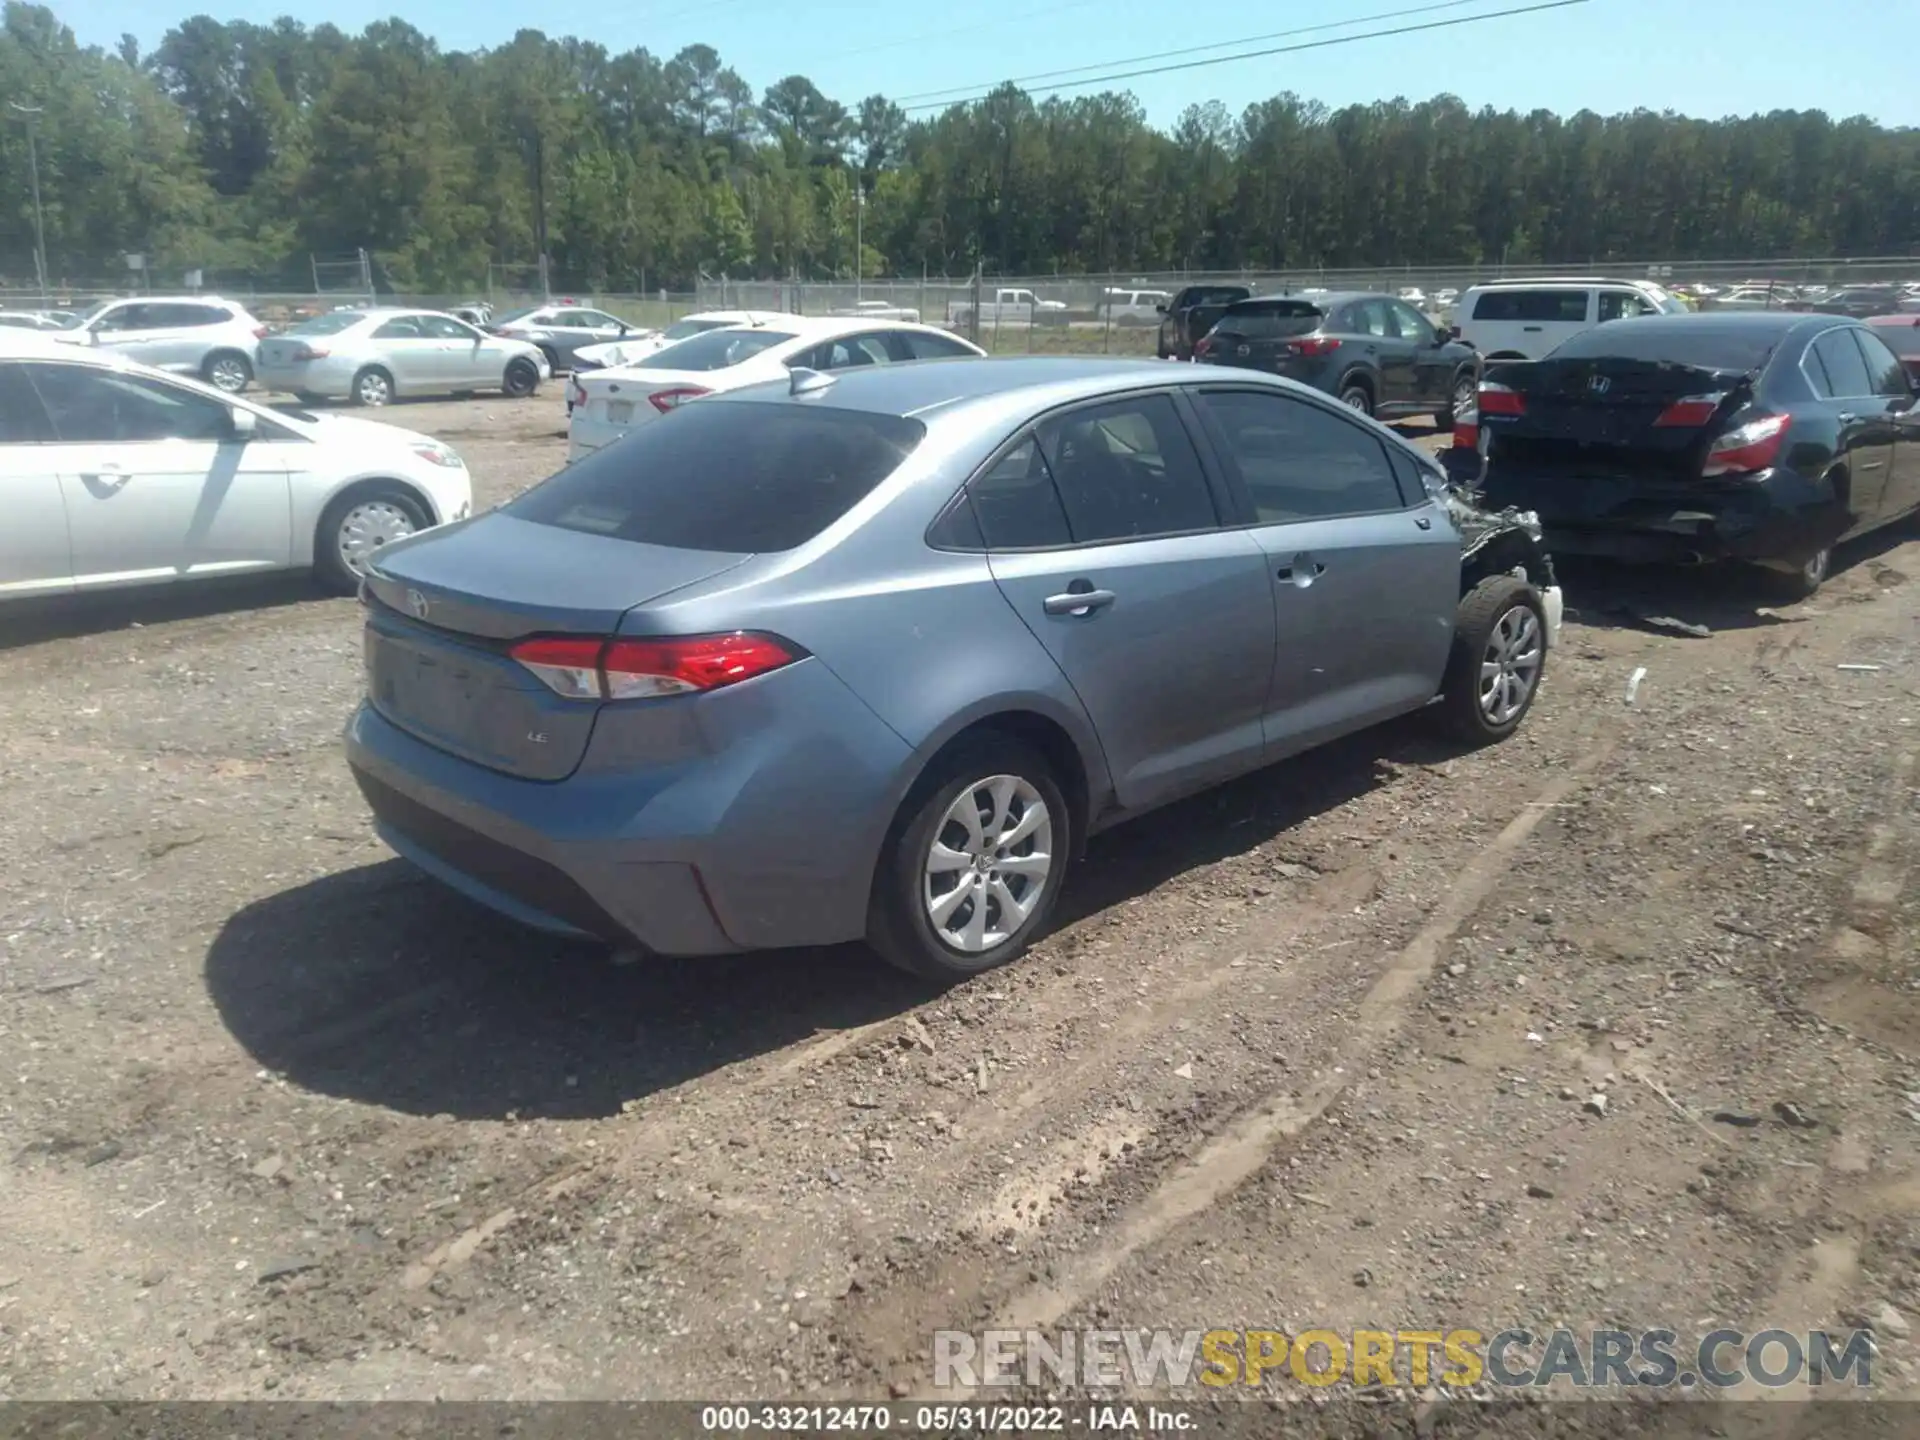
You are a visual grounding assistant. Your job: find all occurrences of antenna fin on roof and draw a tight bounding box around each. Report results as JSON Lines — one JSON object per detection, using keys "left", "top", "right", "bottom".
{"left": 789, "top": 366, "right": 835, "bottom": 396}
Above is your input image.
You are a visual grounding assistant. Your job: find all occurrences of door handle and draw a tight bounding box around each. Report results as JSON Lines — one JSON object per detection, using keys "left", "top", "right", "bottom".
{"left": 1043, "top": 585, "right": 1115, "bottom": 617}
{"left": 1522, "top": 325, "right": 1544, "bottom": 332}
{"left": 1275, "top": 556, "right": 1326, "bottom": 585}
{"left": 84, "top": 464, "right": 131, "bottom": 489}
{"left": 1837, "top": 412, "right": 1855, "bottom": 424}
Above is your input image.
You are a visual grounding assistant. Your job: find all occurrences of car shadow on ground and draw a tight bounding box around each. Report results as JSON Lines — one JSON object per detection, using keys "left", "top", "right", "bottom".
{"left": 0, "top": 574, "right": 334, "bottom": 649}
{"left": 1554, "top": 525, "right": 1915, "bottom": 638}
{"left": 202, "top": 713, "right": 1455, "bottom": 1123}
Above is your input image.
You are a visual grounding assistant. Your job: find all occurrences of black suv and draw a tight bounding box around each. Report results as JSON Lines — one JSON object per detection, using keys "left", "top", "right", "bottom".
{"left": 1197, "top": 292, "right": 1480, "bottom": 426}
{"left": 1156, "top": 284, "right": 1251, "bottom": 361}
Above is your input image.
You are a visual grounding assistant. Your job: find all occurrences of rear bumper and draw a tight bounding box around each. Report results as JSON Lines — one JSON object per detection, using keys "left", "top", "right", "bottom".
{"left": 342, "top": 662, "right": 912, "bottom": 955}
{"left": 1477, "top": 465, "right": 1848, "bottom": 567}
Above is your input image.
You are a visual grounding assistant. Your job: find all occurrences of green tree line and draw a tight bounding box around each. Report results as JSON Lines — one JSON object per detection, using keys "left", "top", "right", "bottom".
{"left": 1, "top": 1, "right": 1916, "bottom": 292}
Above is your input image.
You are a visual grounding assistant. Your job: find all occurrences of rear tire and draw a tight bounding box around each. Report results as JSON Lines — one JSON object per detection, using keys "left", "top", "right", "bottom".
{"left": 867, "top": 737, "right": 1071, "bottom": 983}
{"left": 1758, "top": 546, "right": 1831, "bottom": 601}
{"left": 314, "top": 484, "right": 429, "bottom": 595}
{"left": 1338, "top": 377, "right": 1374, "bottom": 416}
{"left": 1438, "top": 368, "right": 1477, "bottom": 430}
{"left": 503, "top": 356, "right": 540, "bottom": 398}
{"left": 1437, "top": 576, "right": 1548, "bottom": 745}
{"left": 202, "top": 351, "right": 253, "bottom": 394}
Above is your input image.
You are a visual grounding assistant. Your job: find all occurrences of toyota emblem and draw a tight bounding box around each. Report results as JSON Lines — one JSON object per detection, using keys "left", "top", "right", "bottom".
{"left": 406, "top": 588, "right": 430, "bottom": 620}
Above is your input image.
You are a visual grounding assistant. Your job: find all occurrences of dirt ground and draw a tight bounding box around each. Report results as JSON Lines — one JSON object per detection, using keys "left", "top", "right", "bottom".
{"left": 2, "top": 391, "right": 1918, "bottom": 1430}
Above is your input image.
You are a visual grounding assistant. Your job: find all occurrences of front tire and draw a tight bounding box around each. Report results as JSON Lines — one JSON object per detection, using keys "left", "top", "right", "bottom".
{"left": 503, "top": 356, "right": 540, "bottom": 398}
{"left": 1438, "top": 576, "right": 1548, "bottom": 745}
{"left": 314, "top": 485, "right": 428, "bottom": 594}
{"left": 867, "top": 737, "right": 1071, "bottom": 982}
{"left": 351, "top": 366, "right": 394, "bottom": 408}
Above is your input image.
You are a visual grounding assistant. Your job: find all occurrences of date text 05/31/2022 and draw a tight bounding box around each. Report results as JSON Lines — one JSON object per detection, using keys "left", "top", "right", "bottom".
{"left": 698, "top": 1404, "right": 1192, "bottom": 1432}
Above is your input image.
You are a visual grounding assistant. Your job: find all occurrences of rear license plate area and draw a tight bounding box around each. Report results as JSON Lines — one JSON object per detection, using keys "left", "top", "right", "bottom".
{"left": 606, "top": 400, "right": 633, "bottom": 424}
{"left": 368, "top": 631, "right": 489, "bottom": 740}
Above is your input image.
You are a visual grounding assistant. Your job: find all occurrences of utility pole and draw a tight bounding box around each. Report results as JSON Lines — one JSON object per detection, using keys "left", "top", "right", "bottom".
{"left": 854, "top": 185, "right": 865, "bottom": 304}
{"left": 8, "top": 103, "right": 49, "bottom": 301}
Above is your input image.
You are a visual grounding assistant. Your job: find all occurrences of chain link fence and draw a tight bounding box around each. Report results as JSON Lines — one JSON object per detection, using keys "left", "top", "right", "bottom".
{"left": 697, "top": 256, "right": 1920, "bottom": 355}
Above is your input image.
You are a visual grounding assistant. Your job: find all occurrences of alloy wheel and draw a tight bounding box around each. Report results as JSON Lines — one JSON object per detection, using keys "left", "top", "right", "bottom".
{"left": 922, "top": 774, "right": 1054, "bottom": 954}
{"left": 1477, "top": 604, "right": 1543, "bottom": 726}
{"left": 207, "top": 357, "right": 250, "bottom": 393}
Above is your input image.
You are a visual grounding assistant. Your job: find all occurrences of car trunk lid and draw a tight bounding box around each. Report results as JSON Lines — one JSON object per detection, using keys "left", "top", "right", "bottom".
{"left": 360, "top": 512, "right": 750, "bottom": 781}
{"left": 573, "top": 366, "right": 723, "bottom": 435}
{"left": 1483, "top": 357, "right": 1756, "bottom": 481}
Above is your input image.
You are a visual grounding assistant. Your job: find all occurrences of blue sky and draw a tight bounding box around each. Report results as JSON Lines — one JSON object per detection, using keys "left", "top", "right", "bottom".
{"left": 63, "top": 0, "right": 1917, "bottom": 131}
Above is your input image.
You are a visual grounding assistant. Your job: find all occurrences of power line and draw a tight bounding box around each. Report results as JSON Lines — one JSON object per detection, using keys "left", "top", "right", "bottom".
{"left": 812, "top": 0, "right": 1113, "bottom": 67}
{"left": 893, "top": 0, "right": 1490, "bottom": 106}
{"left": 898, "top": 0, "right": 1591, "bottom": 114}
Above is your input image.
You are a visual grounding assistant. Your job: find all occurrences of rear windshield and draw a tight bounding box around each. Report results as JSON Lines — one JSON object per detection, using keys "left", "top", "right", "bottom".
{"left": 1212, "top": 300, "right": 1324, "bottom": 339}
{"left": 1180, "top": 288, "right": 1247, "bottom": 307}
{"left": 287, "top": 312, "right": 365, "bottom": 336}
{"left": 661, "top": 318, "right": 733, "bottom": 341}
{"left": 1545, "top": 321, "right": 1783, "bottom": 372}
{"left": 508, "top": 401, "right": 925, "bottom": 552}
{"left": 638, "top": 328, "right": 794, "bottom": 371}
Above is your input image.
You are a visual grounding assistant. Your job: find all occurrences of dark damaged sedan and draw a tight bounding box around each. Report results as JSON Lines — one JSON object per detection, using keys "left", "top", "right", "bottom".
{"left": 1450, "top": 312, "right": 1920, "bottom": 598}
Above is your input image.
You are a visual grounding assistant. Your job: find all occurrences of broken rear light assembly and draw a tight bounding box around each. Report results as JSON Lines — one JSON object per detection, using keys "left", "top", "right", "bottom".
{"left": 1475, "top": 381, "right": 1526, "bottom": 417}
{"left": 1653, "top": 393, "right": 1727, "bottom": 427}
{"left": 1193, "top": 337, "right": 1215, "bottom": 359}
{"left": 1701, "top": 413, "right": 1791, "bottom": 477}
{"left": 648, "top": 386, "right": 712, "bottom": 413}
{"left": 1451, "top": 407, "right": 1479, "bottom": 452}
{"left": 510, "top": 632, "right": 803, "bottom": 701}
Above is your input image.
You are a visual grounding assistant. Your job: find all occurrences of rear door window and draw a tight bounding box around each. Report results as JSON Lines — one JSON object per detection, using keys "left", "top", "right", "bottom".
{"left": 1195, "top": 389, "right": 1404, "bottom": 522}
{"left": 891, "top": 331, "right": 978, "bottom": 360}
{"left": 809, "top": 333, "right": 894, "bottom": 370}
{"left": 1810, "top": 329, "right": 1874, "bottom": 398}
{"left": 967, "top": 436, "right": 1072, "bottom": 549}
{"left": 508, "top": 401, "right": 924, "bottom": 552}
{"left": 0, "top": 363, "right": 52, "bottom": 441}
{"left": 1035, "top": 393, "right": 1218, "bottom": 542}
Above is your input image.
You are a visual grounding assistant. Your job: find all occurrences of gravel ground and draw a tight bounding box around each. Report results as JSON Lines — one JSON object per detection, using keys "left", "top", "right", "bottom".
{"left": 2, "top": 393, "right": 1919, "bottom": 1428}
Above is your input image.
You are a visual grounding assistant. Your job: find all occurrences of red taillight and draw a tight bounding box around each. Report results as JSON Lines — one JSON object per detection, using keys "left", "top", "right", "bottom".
{"left": 1286, "top": 336, "right": 1342, "bottom": 356}
{"left": 1653, "top": 392, "right": 1726, "bottom": 427}
{"left": 1451, "top": 407, "right": 1479, "bottom": 451}
{"left": 568, "top": 378, "right": 587, "bottom": 409}
{"left": 291, "top": 343, "right": 330, "bottom": 361}
{"left": 1477, "top": 382, "right": 1525, "bottom": 417}
{"left": 252, "top": 325, "right": 270, "bottom": 340}
{"left": 648, "top": 386, "right": 711, "bottom": 413}
{"left": 1701, "top": 413, "right": 1791, "bottom": 477}
{"left": 509, "top": 632, "right": 800, "bottom": 701}
{"left": 1193, "top": 337, "right": 1214, "bottom": 358}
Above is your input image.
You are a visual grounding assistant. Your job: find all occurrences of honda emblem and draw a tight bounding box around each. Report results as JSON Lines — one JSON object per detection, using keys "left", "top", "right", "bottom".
{"left": 1587, "top": 375, "right": 1611, "bottom": 396}
{"left": 406, "top": 588, "right": 430, "bottom": 620}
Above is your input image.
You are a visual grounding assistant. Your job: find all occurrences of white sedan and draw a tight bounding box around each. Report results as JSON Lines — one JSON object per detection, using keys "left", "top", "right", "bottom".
{"left": 0, "top": 335, "right": 473, "bottom": 602}
{"left": 567, "top": 316, "right": 984, "bottom": 461}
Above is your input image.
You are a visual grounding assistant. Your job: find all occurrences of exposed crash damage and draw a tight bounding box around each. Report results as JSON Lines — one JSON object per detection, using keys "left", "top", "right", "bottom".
{"left": 1426, "top": 449, "right": 1566, "bottom": 652}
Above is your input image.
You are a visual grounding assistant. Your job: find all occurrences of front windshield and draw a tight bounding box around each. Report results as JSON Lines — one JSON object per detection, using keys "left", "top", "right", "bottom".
{"left": 67, "top": 300, "right": 112, "bottom": 329}
{"left": 638, "top": 327, "right": 794, "bottom": 370}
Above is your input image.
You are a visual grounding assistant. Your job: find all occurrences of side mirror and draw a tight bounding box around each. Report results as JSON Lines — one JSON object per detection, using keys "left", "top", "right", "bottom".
{"left": 1154, "top": 303, "right": 1168, "bottom": 314}
{"left": 228, "top": 405, "right": 256, "bottom": 440}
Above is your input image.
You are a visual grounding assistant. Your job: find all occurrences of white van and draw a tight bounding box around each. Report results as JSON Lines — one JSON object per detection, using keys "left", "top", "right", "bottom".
{"left": 1454, "top": 278, "right": 1687, "bottom": 359}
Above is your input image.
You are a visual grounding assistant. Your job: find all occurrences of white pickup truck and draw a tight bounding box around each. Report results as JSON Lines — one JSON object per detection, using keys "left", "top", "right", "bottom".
{"left": 948, "top": 287, "right": 1070, "bottom": 327}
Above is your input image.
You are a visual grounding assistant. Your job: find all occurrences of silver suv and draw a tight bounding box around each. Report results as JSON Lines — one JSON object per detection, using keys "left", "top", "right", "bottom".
{"left": 56, "top": 297, "right": 267, "bottom": 393}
